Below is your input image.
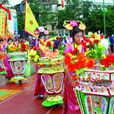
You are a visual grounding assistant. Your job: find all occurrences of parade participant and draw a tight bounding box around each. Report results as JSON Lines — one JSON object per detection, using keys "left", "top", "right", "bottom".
{"left": 53, "top": 35, "right": 61, "bottom": 51}
{"left": 0, "top": 38, "right": 6, "bottom": 73}
{"left": 5, "top": 38, "right": 14, "bottom": 79}
{"left": 64, "top": 21, "right": 85, "bottom": 54}
{"left": 34, "top": 27, "right": 49, "bottom": 98}
{"left": 63, "top": 20, "right": 86, "bottom": 114}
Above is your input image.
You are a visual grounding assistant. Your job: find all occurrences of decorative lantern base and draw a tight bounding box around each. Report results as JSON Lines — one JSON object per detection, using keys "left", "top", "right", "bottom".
{"left": 42, "top": 95, "right": 63, "bottom": 107}
{"left": 10, "top": 76, "right": 27, "bottom": 84}
{"left": 0, "top": 70, "right": 6, "bottom": 75}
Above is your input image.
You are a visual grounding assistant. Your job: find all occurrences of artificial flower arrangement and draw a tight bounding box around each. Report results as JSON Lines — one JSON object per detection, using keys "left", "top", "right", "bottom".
{"left": 20, "top": 41, "right": 30, "bottom": 52}
{"left": 85, "top": 43, "right": 105, "bottom": 61}
{"left": 6, "top": 42, "right": 30, "bottom": 53}
{"left": 44, "top": 48, "right": 60, "bottom": 59}
{"left": 81, "top": 32, "right": 106, "bottom": 61}
{"left": 100, "top": 55, "right": 114, "bottom": 68}
{"left": 82, "top": 32, "right": 104, "bottom": 50}
{"left": 6, "top": 43, "right": 20, "bottom": 52}
{"left": 28, "top": 46, "right": 41, "bottom": 63}
{"left": 59, "top": 42, "right": 66, "bottom": 55}
{"left": 64, "top": 48, "right": 96, "bottom": 75}
{"left": 46, "top": 40, "right": 54, "bottom": 50}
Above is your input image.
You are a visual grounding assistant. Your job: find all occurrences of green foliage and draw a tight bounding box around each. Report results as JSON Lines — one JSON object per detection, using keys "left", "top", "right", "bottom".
{"left": 17, "top": 14, "right": 24, "bottom": 30}
{"left": 17, "top": 0, "right": 114, "bottom": 35}
{"left": 86, "top": 43, "right": 105, "bottom": 61}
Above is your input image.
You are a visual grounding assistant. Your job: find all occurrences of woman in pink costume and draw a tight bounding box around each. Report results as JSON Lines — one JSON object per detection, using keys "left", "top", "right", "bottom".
{"left": 5, "top": 38, "right": 14, "bottom": 79}
{"left": 0, "top": 38, "right": 6, "bottom": 72}
{"left": 63, "top": 20, "right": 86, "bottom": 114}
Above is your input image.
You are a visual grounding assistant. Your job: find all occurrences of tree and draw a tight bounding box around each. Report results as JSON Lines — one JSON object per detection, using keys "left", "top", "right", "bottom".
{"left": 16, "top": 0, "right": 114, "bottom": 35}
{"left": 57, "top": 0, "right": 92, "bottom": 29}
{"left": 85, "top": 5, "right": 114, "bottom": 35}
{"left": 57, "top": 0, "right": 80, "bottom": 29}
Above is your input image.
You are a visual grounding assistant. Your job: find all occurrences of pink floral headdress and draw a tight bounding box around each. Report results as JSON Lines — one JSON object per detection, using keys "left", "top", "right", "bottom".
{"left": 34, "top": 26, "right": 49, "bottom": 36}
{"left": 63, "top": 20, "right": 86, "bottom": 31}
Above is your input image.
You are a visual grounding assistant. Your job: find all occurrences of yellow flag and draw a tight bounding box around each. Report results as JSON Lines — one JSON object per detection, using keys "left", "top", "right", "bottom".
{"left": 24, "top": 1, "right": 39, "bottom": 37}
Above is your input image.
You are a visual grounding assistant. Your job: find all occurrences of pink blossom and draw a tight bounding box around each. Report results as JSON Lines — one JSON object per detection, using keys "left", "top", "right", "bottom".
{"left": 70, "top": 20, "right": 78, "bottom": 27}
{"left": 34, "top": 29, "right": 40, "bottom": 35}
{"left": 44, "top": 30, "right": 49, "bottom": 35}
{"left": 38, "top": 27, "right": 45, "bottom": 32}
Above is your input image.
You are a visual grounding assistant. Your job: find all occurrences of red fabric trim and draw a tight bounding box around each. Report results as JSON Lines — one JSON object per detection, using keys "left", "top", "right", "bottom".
{"left": 0, "top": 3, "right": 11, "bottom": 20}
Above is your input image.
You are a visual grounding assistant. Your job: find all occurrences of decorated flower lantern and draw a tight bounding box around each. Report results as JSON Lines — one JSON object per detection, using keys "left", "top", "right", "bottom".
{"left": 38, "top": 56, "right": 64, "bottom": 107}
{"left": 75, "top": 68, "right": 114, "bottom": 114}
{"left": 0, "top": 52, "right": 6, "bottom": 75}
{"left": 8, "top": 52, "right": 27, "bottom": 84}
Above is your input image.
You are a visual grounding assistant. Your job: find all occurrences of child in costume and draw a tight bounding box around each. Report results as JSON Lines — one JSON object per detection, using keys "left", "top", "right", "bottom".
{"left": 34, "top": 39, "right": 46, "bottom": 98}
{"left": 63, "top": 20, "right": 86, "bottom": 114}
{"left": 53, "top": 35, "right": 61, "bottom": 51}
{"left": 34, "top": 27, "right": 49, "bottom": 98}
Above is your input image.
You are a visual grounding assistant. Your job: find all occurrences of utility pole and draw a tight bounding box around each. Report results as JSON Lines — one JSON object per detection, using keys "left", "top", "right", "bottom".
{"left": 103, "top": 0, "right": 106, "bottom": 35}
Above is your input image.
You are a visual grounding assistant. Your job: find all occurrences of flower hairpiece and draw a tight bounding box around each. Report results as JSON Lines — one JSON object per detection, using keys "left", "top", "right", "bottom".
{"left": 34, "top": 26, "right": 49, "bottom": 36}
{"left": 63, "top": 20, "right": 86, "bottom": 31}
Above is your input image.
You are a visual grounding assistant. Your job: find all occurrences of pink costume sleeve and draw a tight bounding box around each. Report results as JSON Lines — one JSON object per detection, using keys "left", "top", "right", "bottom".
{"left": 81, "top": 45, "right": 85, "bottom": 53}
{"left": 64, "top": 45, "right": 73, "bottom": 54}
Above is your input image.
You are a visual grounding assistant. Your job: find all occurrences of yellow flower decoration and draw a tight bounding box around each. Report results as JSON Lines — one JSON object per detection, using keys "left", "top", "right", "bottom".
{"left": 101, "top": 54, "right": 106, "bottom": 59}
{"left": 88, "top": 32, "right": 93, "bottom": 37}
{"left": 29, "top": 49, "right": 37, "bottom": 56}
{"left": 79, "top": 22, "right": 86, "bottom": 30}
{"left": 90, "top": 38, "right": 94, "bottom": 42}
{"left": 34, "top": 55, "right": 39, "bottom": 62}
{"left": 67, "top": 53, "right": 72, "bottom": 57}
{"left": 64, "top": 24, "right": 73, "bottom": 31}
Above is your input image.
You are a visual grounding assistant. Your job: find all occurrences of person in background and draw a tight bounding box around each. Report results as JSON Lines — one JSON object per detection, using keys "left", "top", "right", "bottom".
{"left": 100, "top": 35, "right": 111, "bottom": 55}
{"left": 109, "top": 35, "right": 114, "bottom": 53}
{"left": 53, "top": 35, "right": 61, "bottom": 51}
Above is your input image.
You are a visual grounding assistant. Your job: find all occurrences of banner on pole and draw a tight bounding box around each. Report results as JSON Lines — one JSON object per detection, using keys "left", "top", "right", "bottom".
{"left": 24, "top": 1, "right": 39, "bottom": 37}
